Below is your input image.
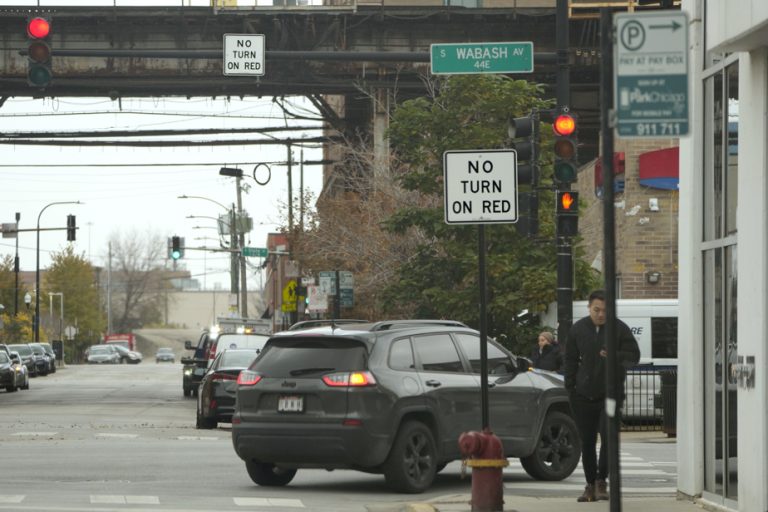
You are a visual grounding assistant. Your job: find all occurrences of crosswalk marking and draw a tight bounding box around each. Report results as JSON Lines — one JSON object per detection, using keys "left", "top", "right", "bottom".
{"left": 501, "top": 451, "right": 677, "bottom": 496}
{"left": 0, "top": 496, "right": 24, "bottom": 504}
{"left": 11, "top": 431, "right": 57, "bottom": 437}
{"left": 234, "top": 497, "right": 305, "bottom": 507}
{"left": 90, "top": 495, "right": 160, "bottom": 504}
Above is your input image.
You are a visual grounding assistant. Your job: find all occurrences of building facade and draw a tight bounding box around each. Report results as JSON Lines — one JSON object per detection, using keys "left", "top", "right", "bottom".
{"left": 678, "top": 1, "right": 768, "bottom": 511}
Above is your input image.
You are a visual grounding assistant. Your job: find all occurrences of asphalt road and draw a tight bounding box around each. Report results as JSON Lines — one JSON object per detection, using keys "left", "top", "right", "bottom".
{"left": 0, "top": 363, "right": 678, "bottom": 512}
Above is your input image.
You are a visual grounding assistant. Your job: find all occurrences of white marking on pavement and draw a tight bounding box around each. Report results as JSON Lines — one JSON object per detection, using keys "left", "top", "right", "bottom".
{"left": 95, "top": 433, "right": 139, "bottom": 439}
{"left": 176, "top": 436, "right": 220, "bottom": 441}
{"left": 234, "top": 497, "right": 305, "bottom": 507}
{"left": 0, "top": 496, "right": 24, "bottom": 504}
{"left": 11, "top": 432, "right": 57, "bottom": 437}
{"left": 90, "top": 495, "right": 159, "bottom": 505}
{"left": 504, "top": 482, "right": 678, "bottom": 494}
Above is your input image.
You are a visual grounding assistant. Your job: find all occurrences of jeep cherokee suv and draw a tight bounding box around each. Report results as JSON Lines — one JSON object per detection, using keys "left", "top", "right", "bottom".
{"left": 231, "top": 321, "right": 580, "bottom": 493}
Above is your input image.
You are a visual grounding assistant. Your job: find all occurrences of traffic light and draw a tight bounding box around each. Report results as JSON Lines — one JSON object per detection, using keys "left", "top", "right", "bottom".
{"left": 66, "top": 214, "right": 76, "bottom": 241}
{"left": 26, "top": 16, "right": 52, "bottom": 88}
{"left": 552, "top": 111, "right": 578, "bottom": 186}
{"left": 170, "top": 236, "right": 184, "bottom": 260}
{"left": 508, "top": 113, "right": 539, "bottom": 186}
{"left": 556, "top": 190, "right": 579, "bottom": 237}
{"left": 508, "top": 112, "right": 540, "bottom": 236}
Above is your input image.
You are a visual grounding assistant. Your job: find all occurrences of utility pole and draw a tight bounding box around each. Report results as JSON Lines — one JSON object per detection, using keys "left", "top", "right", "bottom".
{"left": 235, "top": 176, "right": 248, "bottom": 318}
{"left": 14, "top": 212, "right": 20, "bottom": 316}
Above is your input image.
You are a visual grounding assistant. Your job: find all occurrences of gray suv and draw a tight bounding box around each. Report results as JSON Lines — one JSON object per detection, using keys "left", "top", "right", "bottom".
{"left": 231, "top": 322, "right": 580, "bottom": 493}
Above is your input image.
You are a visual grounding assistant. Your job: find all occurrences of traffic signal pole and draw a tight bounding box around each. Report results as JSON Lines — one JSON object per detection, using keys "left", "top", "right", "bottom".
{"left": 600, "top": 9, "right": 622, "bottom": 511}
{"left": 555, "top": 0, "right": 574, "bottom": 343}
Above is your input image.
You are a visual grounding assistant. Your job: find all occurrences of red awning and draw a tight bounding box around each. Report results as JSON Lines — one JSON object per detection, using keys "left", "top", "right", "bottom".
{"left": 639, "top": 147, "right": 679, "bottom": 190}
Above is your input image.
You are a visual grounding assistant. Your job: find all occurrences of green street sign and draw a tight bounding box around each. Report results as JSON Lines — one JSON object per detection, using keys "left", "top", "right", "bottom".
{"left": 430, "top": 42, "right": 533, "bottom": 75}
{"left": 242, "top": 246, "right": 268, "bottom": 258}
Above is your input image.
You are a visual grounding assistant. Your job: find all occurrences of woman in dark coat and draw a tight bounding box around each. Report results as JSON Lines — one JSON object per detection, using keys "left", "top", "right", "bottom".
{"left": 530, "top": 331, "right": 562, "bottom": 371}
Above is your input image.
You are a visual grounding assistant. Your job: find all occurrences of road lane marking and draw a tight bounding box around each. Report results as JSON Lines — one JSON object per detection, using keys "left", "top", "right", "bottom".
{"left": 0, "top": 496, "right": 24, "bottom": 503}
{"left": 11, "top": 432, "right": 58, "bottom": 437}
{"left": 95, "top": 433, "right": 139, "bottom": 439}
{"left": 90, "top": 495, "right": 159, "bottom": 504}
{"left": 234, "top": 497, "right": 305, "bottom": 507}
{"left": 176, "top": 436, "right": 220, "bottom": 441}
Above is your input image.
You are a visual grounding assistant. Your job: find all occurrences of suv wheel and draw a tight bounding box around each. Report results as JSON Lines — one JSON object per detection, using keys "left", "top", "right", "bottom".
{"left": 245, "top": 461, "right": 297, "bottom": 487}
{"left": 520, "top": 411, "right": 581, "bottom": 481}
{"left": 196, "top": 410, "right": 217, "bottom": 430}
{"left": 383, "top": 421, "right": 437, "bottom": 493}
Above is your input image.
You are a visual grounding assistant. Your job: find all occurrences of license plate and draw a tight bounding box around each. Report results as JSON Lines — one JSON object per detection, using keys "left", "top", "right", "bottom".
{"left": 277, "top": 395, "right": 304, "bottom": 413}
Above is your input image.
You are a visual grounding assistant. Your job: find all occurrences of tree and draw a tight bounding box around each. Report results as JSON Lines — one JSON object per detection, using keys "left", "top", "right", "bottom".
{"left": 45, "top": 246, "right": 105, "bottom": 359}
{"left": 383, "top": 75, "right": 599, "bottom": 353}
{"left": 106, "top": 229, "right": 170, "bottom": 332}
{"left": 0, "top": 255, "right": 33, "bottom": 342}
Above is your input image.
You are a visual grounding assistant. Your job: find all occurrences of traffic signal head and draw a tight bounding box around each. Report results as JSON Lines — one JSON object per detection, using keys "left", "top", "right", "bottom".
{"left": 552, "top": 112, "right": 578, "bottom": 185}
{"left": 508, "top": 113, "right": 540, "bottom": 188}
{"left": 556, "top": 191, "right": 579, "bottom": 237}
{"left": 171, "top": 236, "right": 182, "bottom": 260}
{"left": 26, "top": 16, "right": 52, "bottom": 88}
{"left": 66, "top": 214, "right": 76, "bottom": 241}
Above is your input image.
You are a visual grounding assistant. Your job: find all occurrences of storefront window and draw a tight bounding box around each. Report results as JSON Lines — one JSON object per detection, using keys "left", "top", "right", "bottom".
{"left": 725, "top": 64, "right": 739, "bottom": 235}
{"left": 703, "top": 73, "right": 723, "bottom": 241}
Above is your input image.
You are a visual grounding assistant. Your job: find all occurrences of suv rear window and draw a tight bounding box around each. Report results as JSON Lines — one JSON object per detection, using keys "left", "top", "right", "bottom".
{"left": 253, "top": 338, "right": 368, "bottom": 378}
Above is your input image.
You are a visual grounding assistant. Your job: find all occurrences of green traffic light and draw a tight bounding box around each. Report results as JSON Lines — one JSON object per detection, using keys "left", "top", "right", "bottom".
{"left": 554, "top": 161, "right": 577, "bottom": 184}
{"left": 28, "top": 65, "right": 52, "bottom": 87}
{"left": 171, "top": 250, "right": 181, "bottom": 260}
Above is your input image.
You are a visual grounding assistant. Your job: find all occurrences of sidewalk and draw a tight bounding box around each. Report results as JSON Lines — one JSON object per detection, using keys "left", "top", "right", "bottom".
{"left": 400, "top": 495, "right": 706, "bottom": 512}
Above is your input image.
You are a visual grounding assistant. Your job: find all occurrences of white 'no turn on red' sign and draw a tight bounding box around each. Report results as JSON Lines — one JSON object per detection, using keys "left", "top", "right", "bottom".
{"left": 443, "top": 149, "right": 519, "bottom": 225}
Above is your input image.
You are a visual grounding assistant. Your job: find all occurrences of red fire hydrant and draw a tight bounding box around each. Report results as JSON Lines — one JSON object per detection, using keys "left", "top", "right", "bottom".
{"left": 458, "top": 429, "right": 509, "bottom": 512}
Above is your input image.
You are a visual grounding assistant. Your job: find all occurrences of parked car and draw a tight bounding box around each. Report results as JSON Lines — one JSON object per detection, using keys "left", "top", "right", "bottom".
{"left": 231, "top": 322, "right": 580, "bottom": 493}
{"left": 29, "top": 343, "right": 53, "bottom": 375}
{"left": 38, "top": 342, "right": 57, "bottom": 373}
{"left": 0, "top": 351, "right": 19, "bottom": 392}
{"left": 155, "top": 347, "right": 175, "bottom": 363}
{"left": 87, "top": 345, "right": 121, "bottom": 364}
{"left": 8, "top": 343, "right": 40, "bottom": 376}
{"left": 196, "top": 348, "right": 261, "bottom": 430}
{"left": 9, "top": 352, "right": 29, "bottom": 390}
{"left": 112, "top": 344, "right": 143, "bottom": 364}
{"left": 0, "top": 343, "right": 10, "bottom": 357}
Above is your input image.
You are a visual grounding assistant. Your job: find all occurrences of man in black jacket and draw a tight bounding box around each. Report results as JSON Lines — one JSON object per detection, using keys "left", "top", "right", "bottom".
{"left": 563, "top": 290, "right": 640, "bottom": 502}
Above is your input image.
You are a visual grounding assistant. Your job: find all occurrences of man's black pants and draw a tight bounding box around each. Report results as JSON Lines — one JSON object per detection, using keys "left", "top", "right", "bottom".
{"left": 570, "top": 392, "right": 608, "bottom": 485}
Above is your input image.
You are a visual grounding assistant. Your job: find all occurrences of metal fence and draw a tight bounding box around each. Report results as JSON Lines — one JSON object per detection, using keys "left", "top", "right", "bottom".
{"left": 621, "top": 365, "right": 676, "bottom": 434}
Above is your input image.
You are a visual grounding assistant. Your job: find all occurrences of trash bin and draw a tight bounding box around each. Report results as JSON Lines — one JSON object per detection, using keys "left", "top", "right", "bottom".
{"left": 660, "top": 369, "right": 677, "bottom": 437}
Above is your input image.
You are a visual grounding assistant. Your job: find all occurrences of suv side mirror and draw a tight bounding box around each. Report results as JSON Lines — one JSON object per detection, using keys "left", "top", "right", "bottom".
{"left": 184, "top": 340, "right": 193, "bottom": 350}
{"left": 517, "top": 356, "right": 533, "bottom": 373}
{"left": 180, "top": 356, "right": 193, "bottom": 365}
{"left": 10, "top": 353, "right": 20, "bottom": 363}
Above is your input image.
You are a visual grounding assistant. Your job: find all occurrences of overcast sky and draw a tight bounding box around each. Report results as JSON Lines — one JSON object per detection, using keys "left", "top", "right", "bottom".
{"left": 0, "top": 95, "right": 324, "bottom": 292}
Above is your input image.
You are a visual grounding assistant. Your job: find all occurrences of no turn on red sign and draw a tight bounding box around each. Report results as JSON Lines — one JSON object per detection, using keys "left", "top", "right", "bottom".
{"left": 443, "top": 149, "right": 519, "bottom": 225}
{"left": 223, "top": 34, "right": 265, "bottom": 76}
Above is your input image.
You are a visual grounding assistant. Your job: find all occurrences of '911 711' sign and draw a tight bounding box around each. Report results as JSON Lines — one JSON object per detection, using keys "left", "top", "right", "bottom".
{"left": 443, "top": 150, "right": 518, "bottom": 225}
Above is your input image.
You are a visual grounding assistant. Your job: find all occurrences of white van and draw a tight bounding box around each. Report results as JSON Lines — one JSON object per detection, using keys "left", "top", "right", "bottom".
{"left": 211, "top": 332, "right": 270, "bottom": 363}
{"left": 543, "top": 298, "right": 678, "bottom": 421}
{"left": 543, "top": 298, "right": 678, "bottom": 366}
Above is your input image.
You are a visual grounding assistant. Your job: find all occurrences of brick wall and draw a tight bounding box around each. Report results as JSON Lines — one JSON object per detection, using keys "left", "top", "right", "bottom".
{"left": 576, "top": 138, "right": 678, "bottom": 299}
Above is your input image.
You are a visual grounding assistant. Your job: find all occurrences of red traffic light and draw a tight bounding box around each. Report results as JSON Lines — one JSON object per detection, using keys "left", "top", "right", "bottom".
{"left": 553, "top": 114, "right": 576, "bottom": 137}
{"left": 27, "top": 17, "right": 50, "bottom": 39}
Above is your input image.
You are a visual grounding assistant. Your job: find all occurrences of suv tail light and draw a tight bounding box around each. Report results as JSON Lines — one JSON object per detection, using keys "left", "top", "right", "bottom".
{"left": 237, "top": 370, "right": 262, "bottom": 386}
{"left": 211, "top": 372, "right": 237, "bottom": 382}
{"left": 322, "top": 371, "right": 376, "bottom": 387}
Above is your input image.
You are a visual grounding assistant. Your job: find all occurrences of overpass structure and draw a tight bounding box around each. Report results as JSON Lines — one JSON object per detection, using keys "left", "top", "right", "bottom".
{"left": 0, "top": 2, "right": 666, "bottom": 177}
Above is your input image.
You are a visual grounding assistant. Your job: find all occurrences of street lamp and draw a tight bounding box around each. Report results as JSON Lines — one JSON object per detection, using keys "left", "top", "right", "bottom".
{"left": 180, "top": 194, "right": 241, "bottom": 317}
{"left": 36, "top": 201, "right": 81, "bottom": 342}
